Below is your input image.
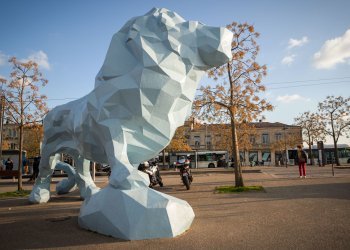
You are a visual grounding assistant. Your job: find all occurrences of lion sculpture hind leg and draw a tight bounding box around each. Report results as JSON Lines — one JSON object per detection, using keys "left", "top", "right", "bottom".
{"left": 29, "top": 153, "right": 61, "bottom": 203}
{"left": 29, "top": 147, "right": 100, "bottom": 203}
{"left": 50, "top": 153, "right": 101, "bottom": 199}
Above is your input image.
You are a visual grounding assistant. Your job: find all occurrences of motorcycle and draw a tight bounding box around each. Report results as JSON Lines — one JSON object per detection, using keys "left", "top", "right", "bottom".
{"left": 176, "top": 157, "right": 193, "bottom": 190}
{"left": 138, "top": 160, "right": 163, "bottom": 188}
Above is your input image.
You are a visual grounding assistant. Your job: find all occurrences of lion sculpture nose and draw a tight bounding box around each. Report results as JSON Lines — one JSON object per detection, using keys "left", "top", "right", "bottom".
{"left": 197, "top": 25, "right": 233, "bottom": 68}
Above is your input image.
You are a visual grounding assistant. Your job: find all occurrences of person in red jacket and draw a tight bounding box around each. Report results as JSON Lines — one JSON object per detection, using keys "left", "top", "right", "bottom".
{"left": 296, "top": 145, "right": 308, "bottom": 178}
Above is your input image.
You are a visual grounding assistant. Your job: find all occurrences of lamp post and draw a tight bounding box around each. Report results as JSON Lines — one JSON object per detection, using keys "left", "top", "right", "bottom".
{"left": 282, "top": 126, "right": 288, "bottom": 168}
{"left": 0, "top": 95, "right": 4, "bottom": 165}
{"left": 204, "top": 123, "right": 207, "bottom": 150}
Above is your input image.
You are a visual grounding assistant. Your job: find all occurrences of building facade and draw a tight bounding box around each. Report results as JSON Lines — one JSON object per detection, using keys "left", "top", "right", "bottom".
{"left": 2, "top": 123, "right": 19, "bottom": 150}
{"left": 183, "top": 120, "right": 302, "bottom": 166}
{"left": 1, "top": 123, "right": 43, "bottom": 158}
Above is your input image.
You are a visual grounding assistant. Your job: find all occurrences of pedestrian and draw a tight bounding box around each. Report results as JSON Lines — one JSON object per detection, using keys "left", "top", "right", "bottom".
{"left": 5, "top": 158, "right": 14, "bottom": 171}
{"left": 29, "top": 156, "right": 40, "bottom": 182}
{"left": 23, "top": 159, "right": 29, "bottom": 174}
{"left": 296, "top": 145, "right": 308, "bottom": 178}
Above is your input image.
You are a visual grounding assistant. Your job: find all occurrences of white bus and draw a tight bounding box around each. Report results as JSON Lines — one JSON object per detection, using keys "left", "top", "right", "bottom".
{"left": 158, "top": 150, "right": 229, "bottom": 168}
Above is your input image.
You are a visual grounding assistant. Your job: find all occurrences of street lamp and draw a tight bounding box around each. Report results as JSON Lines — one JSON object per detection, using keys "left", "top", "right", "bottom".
{"left": 204, "top": 123, "right": 207, "bottom": 150}
{"left": 282, "top": 126, "right": 288, "bottom": 168}
{"left": 0, "top": 95, "right": 5, "bottom": 165}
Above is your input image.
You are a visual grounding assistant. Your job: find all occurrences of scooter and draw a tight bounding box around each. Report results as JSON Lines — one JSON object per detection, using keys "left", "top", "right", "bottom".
{"left": 138, "top": 160, "right": 163, "bottom": 188}
{"left": 176, "top": 157, "right": 193, "bottom": 190}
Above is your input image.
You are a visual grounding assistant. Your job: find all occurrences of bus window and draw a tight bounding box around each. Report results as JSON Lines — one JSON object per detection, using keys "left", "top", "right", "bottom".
{"left": 249, "top": 152, "right": 258, "bottom": 162}
{"left": 262, "top": 152, "right": 271, "bottom": 162}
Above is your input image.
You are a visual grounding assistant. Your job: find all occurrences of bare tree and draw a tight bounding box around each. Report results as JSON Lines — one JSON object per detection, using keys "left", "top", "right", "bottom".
{"left": 194, "top": 22, "right": 273, "bottom": 187}
{"left": 1, "top": 57, "right": 48, "bottom": 190}
{"left": 294, "top": 111, "right": 325, "bottom": 165}
{"left": 23, "top": 124, "right": 44, "bottom": 158}
{"left": 318, "top": 96, "right": 350, "bottom": 166}
{"left": 272, "top": 130, "right": 301, "bottom": 165}
{"left": 237, "top": 122, "right": 257, "bottom": 161}
{"left": 165, "top": 126, "right": 192, "bottom": 152}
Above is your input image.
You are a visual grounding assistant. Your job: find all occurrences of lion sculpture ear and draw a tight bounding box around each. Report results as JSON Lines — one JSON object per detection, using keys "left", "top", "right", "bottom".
{"left": 149, "top": 7, "right": 185, "bottom": 27}
{"left": 157, "top": 9, "right": 184, "bottom": 31}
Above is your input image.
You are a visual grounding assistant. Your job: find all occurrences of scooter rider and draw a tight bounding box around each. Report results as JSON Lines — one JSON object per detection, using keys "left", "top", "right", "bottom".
{"left": 138, "top": 161, "right": 163, "bottom": 187}
{"left": 184, "top": 159, "right": 193, "bottom": 182}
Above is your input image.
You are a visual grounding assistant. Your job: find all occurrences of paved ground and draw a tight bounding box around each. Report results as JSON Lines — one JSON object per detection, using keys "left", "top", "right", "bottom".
{"left": 0, "top": 165, "right": 350, "bottom": 250}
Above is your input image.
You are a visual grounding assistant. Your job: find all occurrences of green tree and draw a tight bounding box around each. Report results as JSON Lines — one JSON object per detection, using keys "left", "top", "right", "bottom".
{"left": 194, "top": 22, "right": 273, "bottom": 187}
{"left": 0, "top": 57, "right": 48, "bottom": 190}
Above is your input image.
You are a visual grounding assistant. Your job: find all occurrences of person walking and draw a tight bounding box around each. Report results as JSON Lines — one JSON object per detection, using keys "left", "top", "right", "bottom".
{"left": 296, "top": 145, "right": 307, "bottom": 178}
{"left": 29, "top": 156, "right": 40, "bottom": 182}
{"left": 5, "top": 158, "right": 13, "bottom": 171}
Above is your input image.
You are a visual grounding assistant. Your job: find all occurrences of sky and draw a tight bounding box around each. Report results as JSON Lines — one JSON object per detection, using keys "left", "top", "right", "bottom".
{"left": 0, "top": 0, "right": 350, "bottom": 144}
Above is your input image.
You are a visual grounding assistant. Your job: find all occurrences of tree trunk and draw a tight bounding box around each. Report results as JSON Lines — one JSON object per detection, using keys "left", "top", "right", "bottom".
{"left": 330, "top": 116, "right": 340, "bottom": 166}
{"left": 333, "top": 138, "right": 340, "bottom": 166}
{"left": 162, "top": 149, "right": 166, "bottom": 168}
{"left": 231, "top": 118, "right": 244, "bottom": 187}
{"left": 308, "top": 135, "right": 314, "bottom": 165}
{"left": 17, "top": 123, "right": 24, "bottom": 191}
{"left": 309, "top": 147, "right": 314, "bottom": 165}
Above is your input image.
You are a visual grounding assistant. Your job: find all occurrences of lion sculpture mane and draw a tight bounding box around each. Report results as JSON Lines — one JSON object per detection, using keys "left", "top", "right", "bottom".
{"left": 29, "top": 8, "right": 232, "bottom": 240}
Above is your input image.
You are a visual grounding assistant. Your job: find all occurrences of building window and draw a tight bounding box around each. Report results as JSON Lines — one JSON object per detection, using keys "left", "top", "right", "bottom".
{"left": 215, "top": 134, "right": 221, "bottom": 147}
{"left": 250, "top": 135, "right": 256, "bottom": 144}
{"left": 194, "top": 136, "right": 200, "bottom": 147}
{"left": 206, "top": 135, "right": 211, "bottom": 149}
{"left": 249, "top": 151, "right": 258, "bottom": 163}
{"left": 262, "top": 133, "right": 269, "bottom": 144}
{"left": 275, "top": 133, "right": 282, "bottom": 142}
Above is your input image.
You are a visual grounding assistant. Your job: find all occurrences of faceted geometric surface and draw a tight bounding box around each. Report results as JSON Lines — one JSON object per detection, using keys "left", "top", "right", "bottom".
{"left": 79, "top": 185, "right": 195, "bottom": 240}
{"left": 55, "top": 161, "right": 77, "bottom": 195}
{"left": 29, "top": 7, "right": 232, "bottom": 240}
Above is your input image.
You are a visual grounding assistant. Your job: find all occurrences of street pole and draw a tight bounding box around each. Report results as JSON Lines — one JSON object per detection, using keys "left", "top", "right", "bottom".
{"left": 204, "top": 123, "right": 207, "bottom": 150}
{"left": 0, "top": 95, "right": 4, "bottom": 166}
{"left": 283, "top": 126, "right": 288, "bottom": 168}
{"left": 331, "top": 152, "right": 335, "bottom": 176}
{"left": 195, "top": 150, "right": 198, "bottom": 169}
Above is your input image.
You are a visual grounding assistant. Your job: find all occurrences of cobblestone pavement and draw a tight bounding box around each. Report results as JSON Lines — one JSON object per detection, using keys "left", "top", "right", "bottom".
{"left": 0, "top": 165, "right": 349, "bottom": 249}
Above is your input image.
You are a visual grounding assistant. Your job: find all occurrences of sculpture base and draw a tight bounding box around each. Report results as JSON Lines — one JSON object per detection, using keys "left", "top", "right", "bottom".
{"left": 78, "top": 184, "right": 195, "bottom": 240}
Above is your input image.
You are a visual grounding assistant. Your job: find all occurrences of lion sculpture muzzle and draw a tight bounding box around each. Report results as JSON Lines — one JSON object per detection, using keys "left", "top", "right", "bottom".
{"left": 29, "top": 8, "right": 233, "bottom": 240}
